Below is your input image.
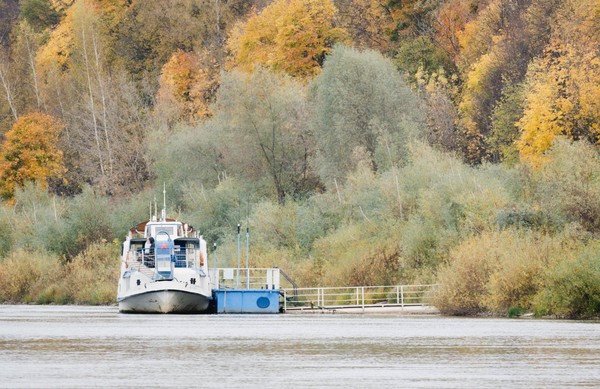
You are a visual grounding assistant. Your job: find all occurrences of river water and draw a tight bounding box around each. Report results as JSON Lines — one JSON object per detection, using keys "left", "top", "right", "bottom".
{"left": 1, "top": 305, "right": 599, "bottom": 388}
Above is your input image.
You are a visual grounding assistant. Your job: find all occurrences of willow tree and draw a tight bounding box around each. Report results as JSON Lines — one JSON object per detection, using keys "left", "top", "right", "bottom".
{"left": 309, "top": 45, "right": 422, "bottom": 188}
{"left": 212, "top": 69, "right": 317, "bottom": 204}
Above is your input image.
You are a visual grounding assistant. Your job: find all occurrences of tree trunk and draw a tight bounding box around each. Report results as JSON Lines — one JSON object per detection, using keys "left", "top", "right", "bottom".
{"left": 81, "top": 26, "right": 105, "bottom": 179}
{"left": 0, "top": 64, "right": 17, "bottom": 120}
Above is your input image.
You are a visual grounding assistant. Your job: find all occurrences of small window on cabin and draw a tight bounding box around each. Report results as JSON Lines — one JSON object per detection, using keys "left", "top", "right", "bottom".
{"left": 131, "top": 243, "right": 144, "bottom": 252}
{"left": 153, "top": 226, "right": 175, "bottom": 238}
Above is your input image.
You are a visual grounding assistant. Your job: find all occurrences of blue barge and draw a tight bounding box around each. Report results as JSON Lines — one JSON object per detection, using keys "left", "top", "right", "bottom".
{"left": 209, "top": 268, "right": 282, "bottom": 314}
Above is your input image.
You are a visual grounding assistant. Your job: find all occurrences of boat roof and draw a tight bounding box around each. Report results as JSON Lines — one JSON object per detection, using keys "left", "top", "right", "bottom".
{"left": 129, "top": 219, "right": 196, "bottom": 237}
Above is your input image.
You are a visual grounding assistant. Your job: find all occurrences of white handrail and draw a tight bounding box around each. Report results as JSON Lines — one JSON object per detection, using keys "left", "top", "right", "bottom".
{"left": 282, "top": 284, "right": 438, "bottom": 312}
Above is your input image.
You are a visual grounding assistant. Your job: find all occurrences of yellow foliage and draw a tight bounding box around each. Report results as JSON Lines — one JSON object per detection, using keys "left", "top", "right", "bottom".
{"left": 456, "top": 0, "right": 501, "bottom": 70}
{"left": 227, "top": 0, "right": 349, "bottom": 79}
{"left": 517, "top": 0, "right": 600, "bottom": 168}
{"left": 516, "top": 60, "right": 562, "bottom": 167}
{"left": 36, "top": 3, "right": 76, "bottom": 75}
{"left": 0, "top": 113, "right": 66, "bottom": 200}
{"left": 458, "top": 48, "right": 501, "bottom": 162}
{"left": 518, "top": 40, "right": 600, "bottom": 168}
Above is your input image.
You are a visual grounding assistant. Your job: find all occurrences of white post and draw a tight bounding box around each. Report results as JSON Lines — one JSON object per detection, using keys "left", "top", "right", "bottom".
{"left": 236, "top": 224, "right": 241, "bottom": 288}
{"left": 361, "top": 287, "right": 365, "bottom": 313}
{"left": 401, "top": 285, "right": 404, "bottom": 308}
{"left": 246, "top": 227, "right": 249, "bottom": 289}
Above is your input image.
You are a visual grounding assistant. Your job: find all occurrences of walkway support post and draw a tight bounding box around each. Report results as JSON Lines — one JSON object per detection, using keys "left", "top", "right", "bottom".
{"left": 401, "top": 285, "right": 404, "bottom": 308}
{"left": 361, "top": 286, "right": 365, "bottom": 313}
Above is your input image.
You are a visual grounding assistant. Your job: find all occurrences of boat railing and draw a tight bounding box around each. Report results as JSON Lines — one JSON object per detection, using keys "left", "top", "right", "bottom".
{"left": 282, "top": 284, "right": 439, "bottom": 312}
{"left": 209, "top": 268, "right": 280, "bottom": 290}
{"left": 126, "top": 247, "right": 200, "bottom": 271}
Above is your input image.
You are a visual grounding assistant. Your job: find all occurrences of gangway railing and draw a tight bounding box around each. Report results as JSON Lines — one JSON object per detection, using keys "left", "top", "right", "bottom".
{"left": 279, "top": 268, "right": 298, "bottom": 298}
{"left": 282, "top": 284, "right": 438, "bottom": 312}
{"left": 209, "top": 268, "right": 280, "bottom": 290}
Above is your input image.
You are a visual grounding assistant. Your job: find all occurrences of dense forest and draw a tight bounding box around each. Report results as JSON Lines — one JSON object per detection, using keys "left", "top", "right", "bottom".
{"left": 0, "top": 0, "right": 599, "bottom": 317}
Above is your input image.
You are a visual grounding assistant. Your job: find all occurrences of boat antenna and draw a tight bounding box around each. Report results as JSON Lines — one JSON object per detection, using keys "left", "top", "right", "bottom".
{"left": 162, "top": 182, "right": 167, "bottom": 221}
{"left": 213, "top": 242, "right": 217, "bottom": 277}
{"left": 153, "top": 195, "right": 157, "bottom": 221}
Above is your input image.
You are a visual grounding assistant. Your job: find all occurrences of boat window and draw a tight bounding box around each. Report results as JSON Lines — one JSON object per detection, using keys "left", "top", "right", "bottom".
{"left": 130, "top": 242, "right": 144, "bottom": 252}
{"left": 152, "top": 226, "right": 176, "bottom": 237}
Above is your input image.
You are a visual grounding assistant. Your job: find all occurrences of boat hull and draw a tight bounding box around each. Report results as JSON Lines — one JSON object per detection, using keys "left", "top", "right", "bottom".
{"left": 118, "top": 288, "right": 211, "bottom": 314}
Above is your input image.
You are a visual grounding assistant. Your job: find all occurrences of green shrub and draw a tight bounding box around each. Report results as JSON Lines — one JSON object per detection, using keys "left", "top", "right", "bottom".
{"left": 0, "top": 208, "right": 13, "bottom": 257}
{"left": 536, "top": 141, "right": 600, "bottom": 234}
{"left": 534, "top": 242, "right": 600, "bottom": 318}
{"left": 507, "top": 306, "right": 525, "bottom": 317}
{"left": 484, "top": 232, "right": 553, "bottom": 312}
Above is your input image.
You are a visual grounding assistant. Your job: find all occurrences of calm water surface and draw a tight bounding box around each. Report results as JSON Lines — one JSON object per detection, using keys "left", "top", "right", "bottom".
{"left": 1, "top": 305, "right": 599, "bottom": 388}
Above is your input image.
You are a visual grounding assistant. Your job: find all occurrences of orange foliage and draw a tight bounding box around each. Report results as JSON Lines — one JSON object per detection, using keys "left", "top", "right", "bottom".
{"left": 0, "top": 113, "right": 66, "bottom": 200}
{"left": 433, "top": 0, "right": 471, "bottom": 60}
{"left": 156, "top": 50, "right": 219, "bottom": 122}
{"left": 227, "top": 0, "right": 349, "bottom": 79}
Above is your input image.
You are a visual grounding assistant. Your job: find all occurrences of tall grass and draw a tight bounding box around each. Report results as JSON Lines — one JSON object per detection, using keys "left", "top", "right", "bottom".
{"left": 0, "top": 243, "right": 119, "bottom": 305}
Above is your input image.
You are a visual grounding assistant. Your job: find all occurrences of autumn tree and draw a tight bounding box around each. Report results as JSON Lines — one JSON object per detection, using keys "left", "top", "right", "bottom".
{"left": 155, "top": 50, "right": 219, "bottom": 127}
{"left": 456, "top": 0, "right": 558, "bottom": 163}
{"left": 0, "top": 113, "right": 65, "bottom": 200}
{"left": 334, "top": 0, "right": 396, "bottom": 54}
{"left": 395, "top": 36, "right": 455, "bottom": 78}
{"left": 109, "top": 0, "right": 260, "bottom": 85}
{"left": 227, "top": 0, "right": 349, "bottom": 79}
{"left": 35, "top": 0, "right": 151, "bottom": 196}
{"left": 517, "top": 0, "right": 600, "bottom": 167}
{"left": 432, "top": 0, "right": 472, "bottom": 61}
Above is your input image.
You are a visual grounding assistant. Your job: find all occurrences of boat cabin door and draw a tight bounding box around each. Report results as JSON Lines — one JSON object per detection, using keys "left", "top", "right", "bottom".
{"left": 155, "top": 232, "right": 174, "bottom": 280}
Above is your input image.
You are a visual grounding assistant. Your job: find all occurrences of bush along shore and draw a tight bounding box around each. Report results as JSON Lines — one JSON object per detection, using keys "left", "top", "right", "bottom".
{"left": 1, "top": 141, "right": 599, "bottom": 319}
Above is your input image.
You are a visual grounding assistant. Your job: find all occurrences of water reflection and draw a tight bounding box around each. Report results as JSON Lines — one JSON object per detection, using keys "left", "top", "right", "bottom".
{"left": 1, "top": 305, "right": 599, "bottom": 388}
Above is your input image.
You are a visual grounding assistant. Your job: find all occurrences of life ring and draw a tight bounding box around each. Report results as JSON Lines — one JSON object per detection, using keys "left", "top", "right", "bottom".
{"left": 199, "top": 251, "right": 205, "bottom": 266}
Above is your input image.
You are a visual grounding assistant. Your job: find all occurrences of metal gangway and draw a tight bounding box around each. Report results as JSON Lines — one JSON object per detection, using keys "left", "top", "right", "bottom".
{"left": 282, "top": 284, "right": 438, "bottom": 313}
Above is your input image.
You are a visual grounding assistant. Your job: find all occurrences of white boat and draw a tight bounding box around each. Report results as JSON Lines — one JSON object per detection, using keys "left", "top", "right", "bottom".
{"left": 117, "top": 213, "right": 212, "bottom": 314}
